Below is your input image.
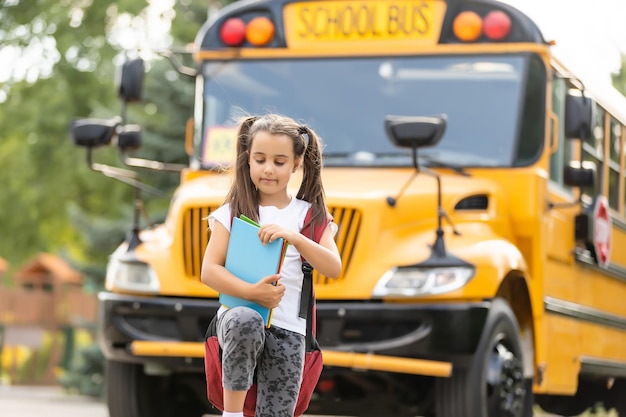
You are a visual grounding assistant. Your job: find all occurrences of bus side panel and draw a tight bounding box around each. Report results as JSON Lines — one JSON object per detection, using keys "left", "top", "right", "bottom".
{"left": 542, "top": 256, "right": 581, "bottom": 394}
{"left": 543, "top": 215, "right": 626, "bottom": 394}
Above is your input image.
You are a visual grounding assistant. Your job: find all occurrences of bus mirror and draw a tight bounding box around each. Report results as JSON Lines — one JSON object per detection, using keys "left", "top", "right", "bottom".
{"left": 564, "top": 91, "right": 593, "bottom": 140}
{"left": 118, "top": 58, "right": 144, "bottom": 103}
{"left": 117, "top": 125, "right": 142, "bottom": 152}
{"left": 563, "top": 160, "right": 595, "bottom": 188}
{"left": 384, "top": 114, "right": 447, "bottom": 149}
{"left": 71, "top": 118, "right": 119, "bottom": 148}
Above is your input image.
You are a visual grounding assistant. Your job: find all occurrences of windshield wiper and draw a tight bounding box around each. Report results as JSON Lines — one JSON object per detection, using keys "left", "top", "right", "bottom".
{"left": 323, "top": 152, "right": 409, "bottom": 165}
{"left": 419, "top": 155, "right": 470, "bottom": 177}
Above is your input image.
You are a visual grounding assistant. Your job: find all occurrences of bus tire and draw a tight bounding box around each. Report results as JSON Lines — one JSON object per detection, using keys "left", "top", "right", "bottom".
{"left": 436, "top": 298, "right": 531, "bottom": 417}
{"left": 106, "top": 360, "right": 172, "bottom": 417}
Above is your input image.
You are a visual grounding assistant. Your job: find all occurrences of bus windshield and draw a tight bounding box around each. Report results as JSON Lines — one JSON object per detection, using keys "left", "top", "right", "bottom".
{"left": 201, "top": 54, "right": 533, "bottom": 168}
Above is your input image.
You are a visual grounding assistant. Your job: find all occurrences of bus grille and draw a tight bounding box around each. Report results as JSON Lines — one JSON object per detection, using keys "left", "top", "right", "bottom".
{"left": 181, "top": 206, "right": 361, "bottom": 284}
{"left": 182, "top": 206, "right": 215, "bottom": 279}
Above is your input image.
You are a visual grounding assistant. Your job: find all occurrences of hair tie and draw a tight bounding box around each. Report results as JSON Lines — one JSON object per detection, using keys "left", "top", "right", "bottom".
{"left": 298, "top": 126, "right": 309, "bottom": 147}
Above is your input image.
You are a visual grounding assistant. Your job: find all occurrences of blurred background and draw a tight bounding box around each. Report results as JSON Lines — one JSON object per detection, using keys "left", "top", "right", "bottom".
{"left": 0, "top": 0, "right": 238, "bottom": 395}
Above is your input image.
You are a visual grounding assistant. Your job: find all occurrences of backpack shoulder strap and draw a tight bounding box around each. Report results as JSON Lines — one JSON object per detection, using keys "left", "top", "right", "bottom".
{"left": 298, "top": 206, "right": 331, "bottom": 336}
{"left": 299, "top": 206, "right": 329, "bottom": 251}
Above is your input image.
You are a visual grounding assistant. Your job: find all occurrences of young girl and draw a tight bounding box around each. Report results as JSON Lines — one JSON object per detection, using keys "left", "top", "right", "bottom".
{"left": 201, "top": 113, "right": 342, "bottom": 417}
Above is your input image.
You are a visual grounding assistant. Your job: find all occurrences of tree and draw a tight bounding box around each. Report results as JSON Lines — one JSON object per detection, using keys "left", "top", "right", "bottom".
{"left": 0, "top": 0, "right": 127, "bottom": 272}
{"left": 0, "top": 0, "right": 231, "bottom": 285}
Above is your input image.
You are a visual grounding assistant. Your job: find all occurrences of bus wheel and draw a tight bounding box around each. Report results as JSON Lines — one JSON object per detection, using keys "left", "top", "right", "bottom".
{"left": 436, "top": 298, "right": 531, "bottom": 417}
{"left": 106, "top": 360, "right": 172, "bottom": 417}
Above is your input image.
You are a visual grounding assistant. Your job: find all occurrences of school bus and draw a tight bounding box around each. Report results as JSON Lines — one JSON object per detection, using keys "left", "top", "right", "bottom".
{"left": 70, "top": 0, "right": 626, "bottom": 416}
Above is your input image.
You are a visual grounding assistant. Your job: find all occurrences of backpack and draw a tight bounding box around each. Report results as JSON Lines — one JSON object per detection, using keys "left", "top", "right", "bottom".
{"left": 203, "top": 207, "right": 328, "bottom": 417}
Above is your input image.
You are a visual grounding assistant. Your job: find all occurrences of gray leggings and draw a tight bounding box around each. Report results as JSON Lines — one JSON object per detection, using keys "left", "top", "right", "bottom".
{"left": 217, "top": 306, "right": 306, "bottom": 417}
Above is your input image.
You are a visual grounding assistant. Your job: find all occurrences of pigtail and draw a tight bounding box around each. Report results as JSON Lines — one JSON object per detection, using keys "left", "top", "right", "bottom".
{"left": 225, "top": 116, "right": 261, "bottom": 223}
{"left": 296, "top": 126, "right": 329, "bottom": 231}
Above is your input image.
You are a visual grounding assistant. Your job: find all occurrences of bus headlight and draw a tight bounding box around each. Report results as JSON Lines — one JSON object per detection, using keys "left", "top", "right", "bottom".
{"left": 372, "top": 266, "right": 475, "bottom": 297}
{"left": 106, "top": 253, "right": 160, "bottom": 294}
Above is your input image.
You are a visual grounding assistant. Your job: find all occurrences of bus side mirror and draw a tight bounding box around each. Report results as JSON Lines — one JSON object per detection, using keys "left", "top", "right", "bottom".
{"left": 117, "top": 125, "right": 142, "bottom": 152}
{"left": 564, "top": 91, "right": 593, "bottom": 140}
{"left": 71, "top": 118, "right": 120, "bottom": 147}
{"left": 384, "top": 114, "right": 447, "bottom": 148}
{"left": 118, "top": 58, "right": 144, "bottom": 103}
{"left": 563, "top": 160, "right": 595, "bottom": 188}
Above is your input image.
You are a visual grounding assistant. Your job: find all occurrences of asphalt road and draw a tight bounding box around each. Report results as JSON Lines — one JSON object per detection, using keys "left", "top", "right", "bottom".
{"left": 0, "top": 385, "right": 569, "bottom": 417}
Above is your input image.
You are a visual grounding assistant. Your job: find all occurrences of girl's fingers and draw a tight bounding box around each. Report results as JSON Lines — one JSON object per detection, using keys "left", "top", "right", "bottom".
{"left": 260, "top": 274, "right": 280, "bottom": 285}
{"left": 259, "top": 231, "right": 279, "bottom": 245}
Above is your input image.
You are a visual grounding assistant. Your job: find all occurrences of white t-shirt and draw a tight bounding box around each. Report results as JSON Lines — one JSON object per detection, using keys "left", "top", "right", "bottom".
{"left": 208, "top": 197, "right": 335, "bottom": 336}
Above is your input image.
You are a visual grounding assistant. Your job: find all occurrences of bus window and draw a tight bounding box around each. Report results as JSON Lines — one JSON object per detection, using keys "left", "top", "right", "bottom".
{"left": 623, "top": 125, "right": 626, "bottom": 216}
{"left": 514, "top": 55, "right": 546, "bottom": 166}
{"left": 582, "top": 106, "right": 606, "bottom": 197}
{"left": 608, "top": 117, "right": 622, "bottom": 209}
{"left": 549, "top": 75, "right": 573, "bottom": 185}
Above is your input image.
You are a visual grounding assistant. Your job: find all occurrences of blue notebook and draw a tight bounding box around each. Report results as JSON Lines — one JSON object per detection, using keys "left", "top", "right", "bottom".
{"left": 220, "top": 216, "right": 287, "bottom": 326}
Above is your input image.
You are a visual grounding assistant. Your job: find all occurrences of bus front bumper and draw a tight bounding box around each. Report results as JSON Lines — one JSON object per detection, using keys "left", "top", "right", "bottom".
{"left": 98, "top": 292, "right": 490, "bottom": 377}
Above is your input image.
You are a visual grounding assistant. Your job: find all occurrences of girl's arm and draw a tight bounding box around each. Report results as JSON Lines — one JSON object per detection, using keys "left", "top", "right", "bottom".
{"left": 259, "top": 224, "right": 342, "bottom": 278}
{"left": 201, "top": 221, "right": 285, "bottom": 309}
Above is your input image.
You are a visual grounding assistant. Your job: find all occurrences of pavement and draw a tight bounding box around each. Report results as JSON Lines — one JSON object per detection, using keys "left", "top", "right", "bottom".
{"left": 0, "top": 385, "right": 108, "bottom": 417}
{"left": 0, "top": 384, "right": 574, "bottom": 417}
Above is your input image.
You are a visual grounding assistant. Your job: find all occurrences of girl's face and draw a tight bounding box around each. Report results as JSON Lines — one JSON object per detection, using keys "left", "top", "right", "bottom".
{"left": 248, "top": 131, "right": 300, "bottom": 201}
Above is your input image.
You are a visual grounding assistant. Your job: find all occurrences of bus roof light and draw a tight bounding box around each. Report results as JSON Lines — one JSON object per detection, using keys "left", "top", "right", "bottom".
{"left": 452, "top": 11, "right": 483, "bottom": 42}
{"left": 220, "top": 18, "right": 246, "bottom": 46}
{"left": 483, "top": 11, "right": 512, "bottom": 41}
{"left": 246, "top": 16, "right": 275, "bottom": 46}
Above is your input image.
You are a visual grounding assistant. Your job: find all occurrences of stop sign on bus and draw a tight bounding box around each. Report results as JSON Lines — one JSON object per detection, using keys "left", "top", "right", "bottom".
{"left": 593, "top": 195, "right": 612, "bottom": 269}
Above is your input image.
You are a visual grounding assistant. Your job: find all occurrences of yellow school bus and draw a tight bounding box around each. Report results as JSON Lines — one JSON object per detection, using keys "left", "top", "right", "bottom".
{"left": 71, "top": 0, "right": 626, "bottom": 416}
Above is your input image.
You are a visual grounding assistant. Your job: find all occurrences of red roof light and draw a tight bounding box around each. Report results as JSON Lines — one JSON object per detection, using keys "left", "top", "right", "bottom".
{"left": 220, "top": 18, "right": 246, "bottom": 46}
{"left": 483, "top": 11, "right": 511, "bottom": 41}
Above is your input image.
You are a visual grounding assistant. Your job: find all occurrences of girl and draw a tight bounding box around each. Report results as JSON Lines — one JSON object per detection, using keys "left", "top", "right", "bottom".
{"left": 201, "top": 113, "right": 342, "bottom": 417}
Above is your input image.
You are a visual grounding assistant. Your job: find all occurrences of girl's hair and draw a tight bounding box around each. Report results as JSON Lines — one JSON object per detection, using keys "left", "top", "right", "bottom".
{"left": 225, "top": 114, "right": 328, "bottom": 231}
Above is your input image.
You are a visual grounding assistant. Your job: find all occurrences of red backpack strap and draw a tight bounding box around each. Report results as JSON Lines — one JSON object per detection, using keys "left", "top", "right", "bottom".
{"left": 300, "top": 206, "right": 330, "bottom": 251}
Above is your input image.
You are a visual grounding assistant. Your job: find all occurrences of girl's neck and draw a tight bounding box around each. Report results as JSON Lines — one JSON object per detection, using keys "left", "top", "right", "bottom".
{"left": 259, "top": 193, "right": 292, "bottom": 209}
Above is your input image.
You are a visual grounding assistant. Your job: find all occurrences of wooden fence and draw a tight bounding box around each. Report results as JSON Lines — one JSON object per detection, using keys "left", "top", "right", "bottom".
{"left": 0, "top": 287, "right": 97, "bottom": 328}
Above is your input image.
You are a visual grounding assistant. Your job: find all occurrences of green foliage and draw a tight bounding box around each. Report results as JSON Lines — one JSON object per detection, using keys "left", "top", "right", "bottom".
{"left": 0, "top": 0, "right": 134, "bottom": 270}
{"left": 171, "top": 0, "right": 213, "bottom": 45}
{"left": 0, "top": 0, "right": 216, "bottom": 285}
{"left": 58, "top": 343, "right": 105, "bottom": 398}
{"left": 14, "top": 338, "right": 53, "bottom": 384}
{"left": 611, "top": 53, "right": 626, "bottom": 97}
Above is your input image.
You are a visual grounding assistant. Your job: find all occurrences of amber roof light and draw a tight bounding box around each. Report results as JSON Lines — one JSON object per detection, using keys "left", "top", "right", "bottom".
{"left": 453, "top": 11, "right": 483, "bottom": 42}
{"left": 246, "top": 16, "right": 275, "bottom": 46}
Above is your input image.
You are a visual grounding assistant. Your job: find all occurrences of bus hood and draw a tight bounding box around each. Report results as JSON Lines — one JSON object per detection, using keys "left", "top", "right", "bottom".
{"left": 310, "top": 168, "right": 521, "bottom": 300}
{"left": 134, "top": 167, "right": 522, "bottom": 299}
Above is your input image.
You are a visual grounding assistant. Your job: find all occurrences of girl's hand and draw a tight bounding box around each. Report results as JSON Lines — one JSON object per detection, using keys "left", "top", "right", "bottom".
{"left": 258, "top": 224, "right": 297, "bottom": 245}
{"left": 250, "top": 274, "right": 284, "bottom": 309}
